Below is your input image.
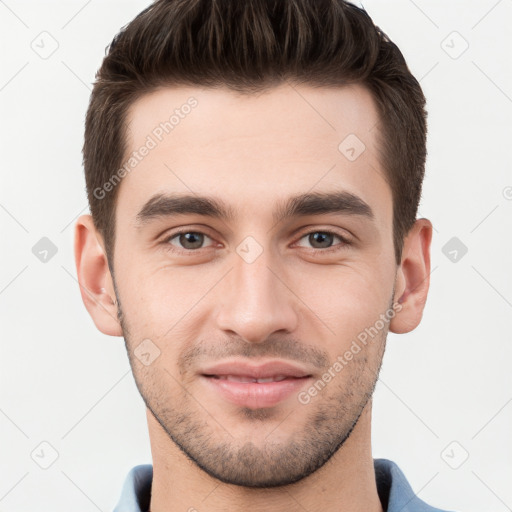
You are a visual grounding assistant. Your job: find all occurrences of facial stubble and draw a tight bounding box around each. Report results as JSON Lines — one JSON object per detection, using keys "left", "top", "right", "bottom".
{"left": 113, "top": 278, "right": 390, "bottom": 488}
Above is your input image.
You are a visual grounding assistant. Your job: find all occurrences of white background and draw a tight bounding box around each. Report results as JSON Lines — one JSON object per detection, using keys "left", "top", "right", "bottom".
{"left": 0, "top": 1, "right": 511, "bottom": 511}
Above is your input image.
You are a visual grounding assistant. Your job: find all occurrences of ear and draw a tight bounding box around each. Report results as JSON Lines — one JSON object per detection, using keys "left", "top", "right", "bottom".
{"left": 390, "top": 218, "right": 433, "bottom": 334}
{"left": 74, "top": 214, "right": 123, "bottom": 336}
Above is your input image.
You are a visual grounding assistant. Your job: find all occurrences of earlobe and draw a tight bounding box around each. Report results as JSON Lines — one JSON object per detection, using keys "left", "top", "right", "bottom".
{"left": 74, "top": 214, "right": 123, "bottom": 337}
{"left": 389, "top": 218, "right": 433, "bottom": 334}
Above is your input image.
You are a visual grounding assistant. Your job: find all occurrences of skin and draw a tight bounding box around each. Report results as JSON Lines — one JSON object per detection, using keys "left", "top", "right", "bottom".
{"left": 75, "top": 83, "right": 432, "bottom": 512}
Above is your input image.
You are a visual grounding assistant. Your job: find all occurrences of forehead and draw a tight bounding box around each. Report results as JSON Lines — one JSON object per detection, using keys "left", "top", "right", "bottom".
{"left": 117, "top": 83, "right": 391, "bottom": 231}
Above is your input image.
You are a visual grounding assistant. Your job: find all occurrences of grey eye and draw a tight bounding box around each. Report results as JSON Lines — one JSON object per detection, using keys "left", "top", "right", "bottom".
{"left": 168, "top": 232, "right": 213, "bottom": 250}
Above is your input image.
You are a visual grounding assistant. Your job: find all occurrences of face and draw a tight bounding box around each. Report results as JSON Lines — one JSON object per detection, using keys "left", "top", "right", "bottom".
{"left": 111, "top": 83, "right": 398, "bottom": 487}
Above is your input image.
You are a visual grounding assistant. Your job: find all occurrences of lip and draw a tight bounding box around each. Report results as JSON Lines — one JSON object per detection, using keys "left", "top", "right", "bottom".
{"left": 201, "top": 360, "right": 312, "bottom": 379}
{"left": 200, "top": 359, "right": 313, "bottom": 409}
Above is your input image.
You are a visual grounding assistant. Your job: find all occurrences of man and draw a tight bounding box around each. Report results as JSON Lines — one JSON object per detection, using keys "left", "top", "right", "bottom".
{"left": 74, "top": 0, "right": 450, "bottom": 510}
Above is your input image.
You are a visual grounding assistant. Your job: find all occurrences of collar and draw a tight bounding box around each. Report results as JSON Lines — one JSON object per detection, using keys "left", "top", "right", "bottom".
{"left": 113, "top": 458, "right": 451, "bottom": 512}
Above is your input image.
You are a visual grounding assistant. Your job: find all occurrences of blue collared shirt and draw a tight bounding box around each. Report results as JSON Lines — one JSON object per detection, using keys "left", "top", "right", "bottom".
{"left": 113, "top": 458, "right": 453, "bottom": 511}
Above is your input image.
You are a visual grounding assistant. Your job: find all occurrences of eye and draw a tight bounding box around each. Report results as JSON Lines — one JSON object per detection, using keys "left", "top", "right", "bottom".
{"left": 295, "top": 230, "right": 350, "bottom": 250}
{"left": 164, "top": 230, "right": 215, "bottom": 251}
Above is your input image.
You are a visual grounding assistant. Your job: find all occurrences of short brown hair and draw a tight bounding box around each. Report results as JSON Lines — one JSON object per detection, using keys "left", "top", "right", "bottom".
{"left": 83, "top": 0, "right": 427, "bottom": 268}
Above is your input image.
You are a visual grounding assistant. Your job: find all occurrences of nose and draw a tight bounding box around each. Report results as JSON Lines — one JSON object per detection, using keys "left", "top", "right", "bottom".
{"left": 214, "top": 246, "right": 299, "bottom": 344}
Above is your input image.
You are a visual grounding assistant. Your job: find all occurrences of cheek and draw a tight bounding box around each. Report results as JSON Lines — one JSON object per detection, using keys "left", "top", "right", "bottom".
{"left": 117, "top": 262, "right": 216, "bottom": 344}
{"left": 292, "top": 263, "right": 394, "bottom": 345}
{"left": 130, "top": 358, "right": 186, "bottom": 416}
{"left": 116, "top": 240, "right": 395, "bottom": 345}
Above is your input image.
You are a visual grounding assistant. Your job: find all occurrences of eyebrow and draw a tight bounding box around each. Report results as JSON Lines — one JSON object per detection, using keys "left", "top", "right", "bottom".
{"left": 135, "top": 191, "right": 374, "bottom": 228}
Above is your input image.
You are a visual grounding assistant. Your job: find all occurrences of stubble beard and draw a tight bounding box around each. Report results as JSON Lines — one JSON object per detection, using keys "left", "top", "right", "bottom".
{"left": 114, "top": 284, "right": 389, "bottom": 488}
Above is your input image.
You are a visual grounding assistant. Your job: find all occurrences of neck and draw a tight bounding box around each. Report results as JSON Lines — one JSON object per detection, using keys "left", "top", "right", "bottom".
{"left": 147, "top": 402, "right": 383, "bottom": 512}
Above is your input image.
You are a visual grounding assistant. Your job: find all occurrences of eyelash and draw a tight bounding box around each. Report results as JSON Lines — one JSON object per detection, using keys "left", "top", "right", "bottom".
{"left": 161, "top": 228, "right": 352, "bottom": 255}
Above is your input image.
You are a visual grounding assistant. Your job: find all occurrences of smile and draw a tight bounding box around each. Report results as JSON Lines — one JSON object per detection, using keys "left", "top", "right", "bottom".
{"left": 199, "top": 360, "right": 314, "bottom": 409}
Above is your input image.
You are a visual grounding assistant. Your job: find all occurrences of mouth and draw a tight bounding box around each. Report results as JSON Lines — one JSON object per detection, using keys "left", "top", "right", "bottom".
{"left": 199, "top": 360, "right": 313, "bottom": 409}
{"left": 206, "top": 374, "right": 302, "bottom": 383}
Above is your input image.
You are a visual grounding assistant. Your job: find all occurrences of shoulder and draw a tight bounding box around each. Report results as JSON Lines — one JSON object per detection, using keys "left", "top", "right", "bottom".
{"left": 374, "top": 458, "right": 456, "bottom": 512}
{"left": 113, "top": 464, "right": 153, "bottom": 512}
